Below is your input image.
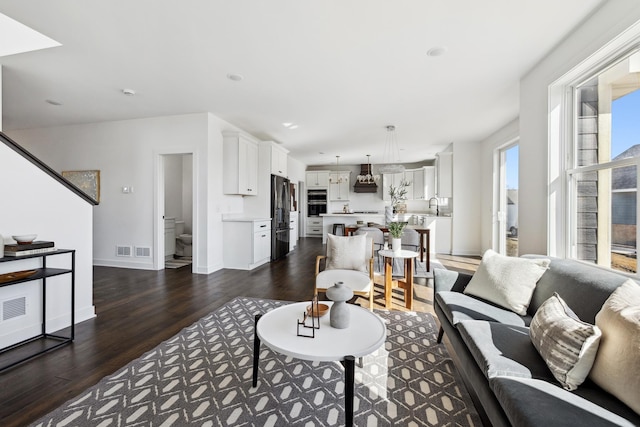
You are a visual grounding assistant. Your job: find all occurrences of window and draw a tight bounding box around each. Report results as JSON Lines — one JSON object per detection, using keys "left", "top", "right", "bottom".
{"left": 567, "top": 51, "right": 640, "bottom": 274}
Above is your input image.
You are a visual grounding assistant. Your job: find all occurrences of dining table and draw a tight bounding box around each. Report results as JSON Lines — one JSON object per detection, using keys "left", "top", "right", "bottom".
{"left": 344, "top": 225, "right": 430, "bottom": 271}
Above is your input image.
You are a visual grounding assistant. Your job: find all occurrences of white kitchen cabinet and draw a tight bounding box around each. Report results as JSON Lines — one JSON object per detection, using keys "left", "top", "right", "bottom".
{"left": 436, "top": 152, "right": 453, "bottom": 198}
{"left": 424, "top": 166, "right": 436, "bottom": 200}
{"left": 435, "top": 216, "right": 452, "bottom": 254}
{"left": 289, "top": 212, "right": 298, "bottom": 251}
{"left": 382, "top": 172, "right": 404, "bottom": 201}
{"left": 253, "top": 222, "right": 271, "bottom": 265}
{"left": 306, "top": 171, "right": 330, "bottom": 189}
{"left": 223, "top": 219, "right": 271, "bottom": 270}
{"left": 306, "top": 217, "right": 323, "bottom": 236}
{"left": 222, "top": 132, "right": 258, "bottom": 196}
{"left": 403, "top": 168, "right": 427, "bottom": 200}
{"left": 270, "top": 144, "right": 289, "bottom": 177}
{"left": 329, "top": 171, "right": 350, "bottom": 201}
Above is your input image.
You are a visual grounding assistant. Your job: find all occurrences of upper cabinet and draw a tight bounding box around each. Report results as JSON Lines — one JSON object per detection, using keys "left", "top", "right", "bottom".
{"left": 306, "top": 171, "right": 330, "bottom": 189}
{"left": 382, "top": 172, "right": 404, "bottom": 201}
{"left": 329, "top": 171, "right": 350, "bottom": 201}
{"left": 436, "top": 152, "right": 453, "bottom": 198}
{"left": 268, "top": 143, "right": 289, "bottom": 178}
{"left": 223, "top": 132, "right": 258, "bottom": 196}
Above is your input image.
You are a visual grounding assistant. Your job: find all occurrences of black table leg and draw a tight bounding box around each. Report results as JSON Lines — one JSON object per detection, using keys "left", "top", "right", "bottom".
{"left": 344, "top": 355, "right": 355, "bottom": 427}
{"left": 252, "top": 314, "right": 262, "bottom": 388}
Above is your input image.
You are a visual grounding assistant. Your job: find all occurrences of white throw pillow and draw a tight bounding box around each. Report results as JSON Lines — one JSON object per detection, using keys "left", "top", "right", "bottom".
{"left": 589, "top": 279, "right": 640, "bottom": 415}
{"left": 463, "top": 249, "right": 550, "bottom": 315}
{"left": 530, "top": 293, "right": 602, "bottom": 391}
{"left": 326, "top": 234, "right": 367, "bottom": 272}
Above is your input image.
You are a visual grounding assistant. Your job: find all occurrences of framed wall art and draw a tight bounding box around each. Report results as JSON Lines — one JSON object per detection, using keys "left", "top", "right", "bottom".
{"left": 62, "top": 170, "right": 100, "bottom": 203}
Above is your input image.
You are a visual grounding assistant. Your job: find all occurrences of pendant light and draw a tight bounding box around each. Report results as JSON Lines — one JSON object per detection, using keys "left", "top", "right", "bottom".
{"left": 379, "top": 125, "right": 405, "bottom": 174}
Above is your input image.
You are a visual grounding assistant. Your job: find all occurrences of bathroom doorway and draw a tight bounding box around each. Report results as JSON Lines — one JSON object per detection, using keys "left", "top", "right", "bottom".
{"left": 155, "top": 152, "right": 196, "bottom": 272}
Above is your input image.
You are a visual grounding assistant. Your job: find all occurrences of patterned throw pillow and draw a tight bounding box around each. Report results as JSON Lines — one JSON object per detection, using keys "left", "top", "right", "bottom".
{"left": 589, "top": 279, "right": 640, "bottom": 415}
{"left": 325, "top": 234, "right": 367, "bottom": 272}
{"left": 529, "top": 293, "right": 602, "bottom": 391}
{"left": 463, "top": 250, "right": 550, "bottom": 315}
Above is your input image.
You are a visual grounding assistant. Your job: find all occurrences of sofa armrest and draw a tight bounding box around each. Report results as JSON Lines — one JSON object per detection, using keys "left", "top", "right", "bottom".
{"left": 434, "top": 268, "right": 473, "bottom": 294}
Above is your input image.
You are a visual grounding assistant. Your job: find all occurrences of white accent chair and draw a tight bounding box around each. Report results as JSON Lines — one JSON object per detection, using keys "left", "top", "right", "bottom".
{"left": 315, "top": 234, "right": 375, "bottom": 310}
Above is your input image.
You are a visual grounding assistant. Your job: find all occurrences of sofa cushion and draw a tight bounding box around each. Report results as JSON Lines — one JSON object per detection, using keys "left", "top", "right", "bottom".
{"left": 490, "top": 376, "right": 640, "bottom": 427}
{"left": 457, "top": 320, "right": 556, "bottom": 381}
{"left": 523, "top": 255, "right": 630, "bottom": 323}
{"left": 589, "top": 279, "right": 640, "bottom": 415}
{"left": 529, "top": 293, "right": 601, "bottom": 391}
{"left": 464, "top": 250, "right": 550, "bottom": 316}
{"left": 435, "top": 291, "right": 530, "bottom": 328}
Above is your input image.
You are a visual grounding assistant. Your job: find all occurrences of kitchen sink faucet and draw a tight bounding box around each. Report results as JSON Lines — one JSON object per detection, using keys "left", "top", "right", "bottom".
{"left": 428, "top": 197, "right": 439, "bottom": 216}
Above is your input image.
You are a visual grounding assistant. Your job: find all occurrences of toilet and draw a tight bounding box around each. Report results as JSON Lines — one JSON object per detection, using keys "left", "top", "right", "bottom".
{"left": 175, "top": 220, "right": 193, "bottom": 257}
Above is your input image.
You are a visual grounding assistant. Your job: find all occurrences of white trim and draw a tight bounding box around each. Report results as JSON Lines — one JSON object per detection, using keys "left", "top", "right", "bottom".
{"left": 153, "top": 148, "right": 198, "bottom": 273}
{"left": 549, "top": 19, "right": 640, "bottom": 259}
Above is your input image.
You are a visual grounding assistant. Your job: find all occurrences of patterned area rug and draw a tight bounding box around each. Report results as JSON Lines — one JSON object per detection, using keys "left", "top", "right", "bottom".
{"left": 31, "top": 297, "right": 480, "bottom": 427}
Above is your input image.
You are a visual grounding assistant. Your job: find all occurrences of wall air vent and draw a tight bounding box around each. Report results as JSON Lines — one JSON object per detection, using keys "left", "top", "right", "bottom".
{"left": 135, "top": 246, "right": 151, "bottom": 257}
{"left": 116, "top": 245, "right": 132, "bottom": 257}
{"left": 3, "top": 296, "right": 26, "bottom": 321}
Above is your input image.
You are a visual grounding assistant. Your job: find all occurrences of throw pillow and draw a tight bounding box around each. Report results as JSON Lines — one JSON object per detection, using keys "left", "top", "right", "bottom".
{"left": 529, "top": 293, "right": 602, "bottom": 391}
{"left": 326, "top": 234, "right": 367, "bottom": 272}
{"left": 463, "top": 249, "right": 550, "bottom": 315}
{"left": 589, "top": 279, "right": 640, "bottom": 415}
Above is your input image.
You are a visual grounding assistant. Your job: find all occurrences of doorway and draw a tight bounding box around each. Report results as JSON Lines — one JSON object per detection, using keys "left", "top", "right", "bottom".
{"left": 155, "top": 151, "right": 196, "bottom": 272}
{"left": 495, "top": 142, "right": 519, "bottom": 256}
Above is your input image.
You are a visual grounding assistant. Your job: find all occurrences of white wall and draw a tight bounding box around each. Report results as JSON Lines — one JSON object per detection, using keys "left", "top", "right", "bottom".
{"left": 9, "top": 113, "right": 245, "bottom": 274}
{"left": 0, "top": 142, "right": 94, "bottom": 347}
{"left": 451, "top": 140, "right": 482, "bottom": 255}
{"left": 519, "top": 0, "right": 640, "bottom": 255}
{"left": 164, "top": 154, "right": 184, "bottom": 221}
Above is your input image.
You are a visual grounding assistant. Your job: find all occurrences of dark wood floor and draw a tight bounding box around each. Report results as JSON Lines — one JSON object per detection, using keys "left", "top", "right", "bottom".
{"left": 0, "top": 237, "right": 479, "bottom": 427}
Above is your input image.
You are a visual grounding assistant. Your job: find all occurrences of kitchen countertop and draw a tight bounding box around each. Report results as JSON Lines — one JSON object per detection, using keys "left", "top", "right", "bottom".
{"left": 320, "top": 212, "right": 384, "bottom": 217}
{"left": 222, "top": 216, "right": 271, "bottom": 222}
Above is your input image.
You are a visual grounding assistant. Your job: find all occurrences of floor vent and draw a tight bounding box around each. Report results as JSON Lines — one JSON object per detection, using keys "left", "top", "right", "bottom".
{"left": 116, "top": 245, "right": 132, "bottom": 257}
{"left": 3, "top": 297, "right": 26, "bottom": 321}
{"left": 135, "top": 246, "right": 151, "bottom": 257}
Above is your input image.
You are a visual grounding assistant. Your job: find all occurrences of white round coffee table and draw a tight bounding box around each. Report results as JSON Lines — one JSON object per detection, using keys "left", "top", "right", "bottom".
{"left": 379, "top": 249, "right": 419, "bottom": 310}
{"left": 252, "top": 301, "right": 386, "bottom": 427}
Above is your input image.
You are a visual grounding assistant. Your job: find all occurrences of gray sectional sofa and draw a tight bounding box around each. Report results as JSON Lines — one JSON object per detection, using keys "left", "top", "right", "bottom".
{"left": 433, "top": 255, "right": 640, "bottom": 427}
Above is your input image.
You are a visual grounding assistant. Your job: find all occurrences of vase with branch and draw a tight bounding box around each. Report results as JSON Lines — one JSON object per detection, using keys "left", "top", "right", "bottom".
{"left": 389, "top": 179, "right": 409, "bottom": 213}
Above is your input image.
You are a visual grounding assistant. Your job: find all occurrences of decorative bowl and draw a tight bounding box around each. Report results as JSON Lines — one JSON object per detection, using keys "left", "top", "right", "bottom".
{"left": 306, "top": 303, "right": 330, "bottom": 318}
{"left": 12, "top": 234, "right": 37, "bottom": 244}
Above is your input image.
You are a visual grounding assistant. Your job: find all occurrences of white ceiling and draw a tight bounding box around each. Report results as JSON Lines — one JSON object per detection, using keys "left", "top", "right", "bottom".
{"left": 0, "top": 0, "right": 603, "bottom": 166}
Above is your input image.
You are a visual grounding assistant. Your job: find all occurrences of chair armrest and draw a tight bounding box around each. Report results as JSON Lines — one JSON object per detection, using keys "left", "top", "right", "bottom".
{"left": 433, "top": 268, "right": 473, "bottom": 294}
{"left": 315, "top": 255, "right": 327, "bottom": 276}
{"left": 368, "top": 257, "right": 374, "bottom": 280}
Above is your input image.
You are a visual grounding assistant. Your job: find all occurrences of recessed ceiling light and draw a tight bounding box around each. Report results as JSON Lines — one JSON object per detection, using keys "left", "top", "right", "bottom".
{"left": 122, "top": 88, "right": 136, "bottom": 96}
{"left": 427, "top": 46, "right": 448, "bottom": 57}
{"left": 227, "top": 73, "right": 244, "bottom": 82}
{"left": 282, "top": 122, "right": 299, "bottom": 130}
{"left": 45, "top": 99, "right": 62, "bottom": 106}
{"left": 288, "top": 125, "right": 299, "bottom": 130}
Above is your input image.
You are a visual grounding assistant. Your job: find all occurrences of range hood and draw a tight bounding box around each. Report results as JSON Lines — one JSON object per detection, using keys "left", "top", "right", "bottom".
{"left": 353, "top": 164, "right": 379, "bottom": 193}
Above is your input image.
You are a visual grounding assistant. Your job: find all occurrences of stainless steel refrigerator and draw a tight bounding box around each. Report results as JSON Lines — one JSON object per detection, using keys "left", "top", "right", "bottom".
{"left": 271, "top": 174, "right": 290, "bottom": 260}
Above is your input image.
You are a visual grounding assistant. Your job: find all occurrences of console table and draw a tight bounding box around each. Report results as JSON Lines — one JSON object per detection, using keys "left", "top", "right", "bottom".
{"left": 0, "top": 249, "right": 75, "bottom": 372}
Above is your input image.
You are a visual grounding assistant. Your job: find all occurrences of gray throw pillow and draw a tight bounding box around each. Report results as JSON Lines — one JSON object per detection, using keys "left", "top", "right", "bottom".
{"left": 530, "top": 293, "right": 602, "bottom": 391}
{"left": 326, "top": 234, "right": 367, "bottom": 272}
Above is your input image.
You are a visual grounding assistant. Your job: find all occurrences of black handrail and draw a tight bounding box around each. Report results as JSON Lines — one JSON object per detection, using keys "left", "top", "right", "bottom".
{"left": 0, "top": 131, "right": 98, "bottom": 205}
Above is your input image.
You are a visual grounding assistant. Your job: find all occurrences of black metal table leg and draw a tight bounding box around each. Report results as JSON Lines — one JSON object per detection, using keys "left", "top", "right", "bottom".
{"left": 344, "top": 355, "right": 355, "bottom": 427}
{"left": 252, "top": 314, "right": 262, "bottom": 387}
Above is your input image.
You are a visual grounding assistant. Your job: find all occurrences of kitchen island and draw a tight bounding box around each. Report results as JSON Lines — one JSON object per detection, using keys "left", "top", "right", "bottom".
{"left": 320, "top": 213, "right": 385, "bottom": 243}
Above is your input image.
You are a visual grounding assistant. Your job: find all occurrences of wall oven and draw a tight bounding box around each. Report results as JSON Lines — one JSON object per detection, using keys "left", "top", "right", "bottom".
{"left": 307, "top": 189, "right": 327, "bottom": 217}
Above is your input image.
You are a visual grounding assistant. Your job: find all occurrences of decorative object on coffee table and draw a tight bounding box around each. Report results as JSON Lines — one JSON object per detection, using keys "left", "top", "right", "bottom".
{"left": 326, "top": 281, "right": 353, "bottom": 329}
